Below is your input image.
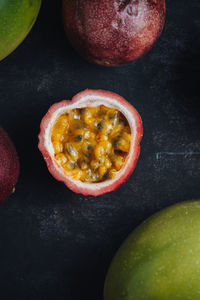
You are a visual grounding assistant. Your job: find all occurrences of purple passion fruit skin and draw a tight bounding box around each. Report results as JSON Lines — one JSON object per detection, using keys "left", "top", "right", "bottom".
{"left": 0, "top": 127, "right": 19, "bottom": 203}
{"left": 62, "top": 0, "right": 166, "bottom": 66}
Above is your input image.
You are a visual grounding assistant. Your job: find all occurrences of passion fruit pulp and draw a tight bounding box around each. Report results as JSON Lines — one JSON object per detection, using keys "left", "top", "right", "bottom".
{"left": 0, "top": 127, "right": 19, "bottom": 203}
{"left": 52, "top": 105, "right": 132, "bottom": 183}
{"left": 38, "top": 89, "right": 143, "bottom": 196}
{"left": 62, "top": 0, "right": 166, "bottom": 66}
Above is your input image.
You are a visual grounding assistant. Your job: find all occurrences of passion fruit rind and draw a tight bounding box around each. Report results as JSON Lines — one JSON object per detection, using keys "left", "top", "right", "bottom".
{"left": 0, "top": 127, "right": 20, "bottom": 203}
{"left": 38, "top": 89, "right": 143, "bottom": 196}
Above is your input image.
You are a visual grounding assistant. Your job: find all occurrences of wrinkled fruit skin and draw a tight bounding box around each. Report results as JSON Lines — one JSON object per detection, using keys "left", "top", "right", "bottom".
{"left": 62, "top": 0, "right": 166, "bottom": 66}
{"left": 104, "top": 200, "right": 200, "bottom": 300}
{"left": 0, "top": 0, "right": 41, "bottom": 61}
{"left": 0, "top": 127, "right": 19, "bottom": 203}
{"left": 38, "top": 89, "right": 143, "bottom": 196}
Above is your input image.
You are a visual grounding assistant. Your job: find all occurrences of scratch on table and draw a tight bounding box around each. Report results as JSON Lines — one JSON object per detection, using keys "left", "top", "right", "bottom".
{"left": 156, "top": 152, "right": 200, "bottom": 160}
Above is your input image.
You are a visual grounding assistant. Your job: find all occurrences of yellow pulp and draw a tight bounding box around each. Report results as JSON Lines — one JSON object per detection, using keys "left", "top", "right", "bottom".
{"left": 51, "top": 105, "right": 131, "bottom": 182}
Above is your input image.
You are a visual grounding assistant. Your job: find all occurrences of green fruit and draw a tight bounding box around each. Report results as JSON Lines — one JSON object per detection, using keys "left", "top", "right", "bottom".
{"left": 0, "top": 0, "right": 41, "bottom": 61}
{"left": 104, "top": 201, "right": 200, "bottom": 300}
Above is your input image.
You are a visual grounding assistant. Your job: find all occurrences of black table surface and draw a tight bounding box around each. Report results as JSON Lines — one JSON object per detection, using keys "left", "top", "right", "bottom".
{"left": 0, "top": 0, "right": 200, "bottom": 299}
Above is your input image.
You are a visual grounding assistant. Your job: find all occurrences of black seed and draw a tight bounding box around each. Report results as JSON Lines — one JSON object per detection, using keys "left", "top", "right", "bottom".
{"left": 113, "top": 139, "right": 119, "bottom": 148}
{"left": 103, "top": 172, "right": 110, "bottom": 180}
{"left": 80, "top": 108, "right": 85, "bottom": 114}
{"left": 84, "top": 152, "right": 91, "bottom": 159}
{"left": 87, "top": 145, "right": 93, "bottom": 151}
{"left": 74, "top": 135, "right": 83, "bottom": 142}
{"left": 114, "top": 150, "right": 124, "bottom": 155}
{"left": 97, "top": 122, "right": 104, "bottom": 130}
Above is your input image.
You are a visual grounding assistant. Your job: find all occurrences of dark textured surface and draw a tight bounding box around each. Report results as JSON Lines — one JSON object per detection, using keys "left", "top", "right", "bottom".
{"left": 0, "top": 0, "right": 200, "bottom": 299}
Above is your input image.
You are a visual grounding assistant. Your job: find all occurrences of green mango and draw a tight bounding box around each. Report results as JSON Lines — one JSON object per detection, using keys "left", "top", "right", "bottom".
{"left": 0, "top": 0, "right": 41, "bottom": 61}
{"left": 104, "top": 201, "right": 200, "bottom": 300}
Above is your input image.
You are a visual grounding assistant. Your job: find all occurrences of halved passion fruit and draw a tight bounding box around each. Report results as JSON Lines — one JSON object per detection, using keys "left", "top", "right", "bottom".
{"left": 38, "top": 89, "right": 143, "bottom": 196}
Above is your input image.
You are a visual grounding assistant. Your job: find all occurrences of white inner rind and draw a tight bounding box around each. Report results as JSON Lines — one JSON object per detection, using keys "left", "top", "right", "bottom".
{"left": 44, "top": 95, "right": 136, "bottom": 191}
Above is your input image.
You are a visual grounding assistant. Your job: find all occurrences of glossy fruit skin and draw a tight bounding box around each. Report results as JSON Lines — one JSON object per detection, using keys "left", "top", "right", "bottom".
{"left": 38, "top": 89, "right": 143, "bottom": 196}
{"left": 62, "top": 0, "right": 166, "bottom": 66}
{"left": 104, "top": 200, "right": 200, "bottom": 300}
{"left": 0, "top": 0, "right": 41, "bottom": 61}
{"left": 0, "top": 127, "right": 19, "bottom": 203}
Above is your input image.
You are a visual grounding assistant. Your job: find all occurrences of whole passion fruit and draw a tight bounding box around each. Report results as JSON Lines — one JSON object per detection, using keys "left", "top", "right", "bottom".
{"left": 104, "top": 200, "right": 200, "bottom": 300}
{"left": 0, "top": 0, "right": 41, "bottom": 61}
{"left": 62, "top": 0, "right": 166, "bottom": 66}
{"left": 38, "top": 89, "right": 143, "bottom": 196}
{"left": 0, "top": 127, "right": 19, "bottom": 203}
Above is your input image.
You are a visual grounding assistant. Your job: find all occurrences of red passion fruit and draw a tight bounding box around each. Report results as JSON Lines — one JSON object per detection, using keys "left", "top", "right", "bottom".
{"left": 62, "top": 0, "right": 166, "bottom": 66}
{"left": 0, "top": 127, "right": 19, "bottom": 203}
{"left": 38, "top": 90, "right": 143, "bottom": 196}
